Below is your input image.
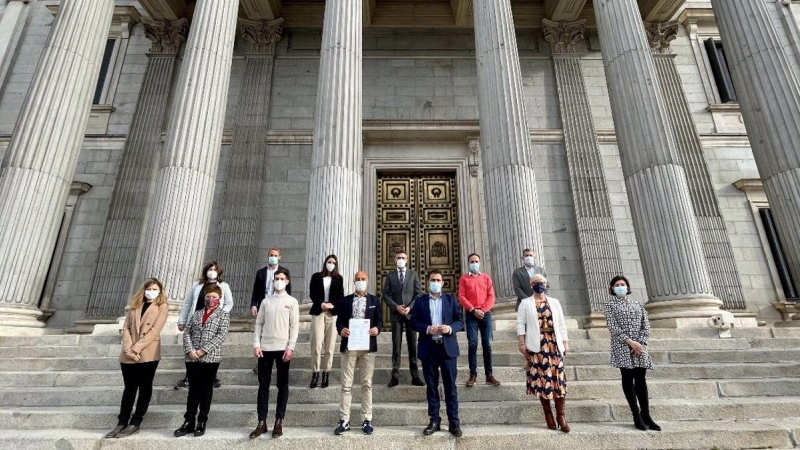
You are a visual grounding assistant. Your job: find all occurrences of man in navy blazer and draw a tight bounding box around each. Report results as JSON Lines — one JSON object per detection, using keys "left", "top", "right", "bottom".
{"left": 410, "top": 270, "right": 464, "bottom": 437}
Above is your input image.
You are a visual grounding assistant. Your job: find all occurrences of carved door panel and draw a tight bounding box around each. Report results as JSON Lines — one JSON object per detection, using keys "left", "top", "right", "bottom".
{"left": 376, "top": 173, "right": 461, "bottom": 329}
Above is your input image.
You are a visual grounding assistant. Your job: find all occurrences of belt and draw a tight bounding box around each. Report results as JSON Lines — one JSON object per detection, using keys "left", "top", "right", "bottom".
{"left": 540, "top": 328, "right": 554, "bottom": 332}
{"left": 432, "top": 339, "right": 444, "bottom": 345}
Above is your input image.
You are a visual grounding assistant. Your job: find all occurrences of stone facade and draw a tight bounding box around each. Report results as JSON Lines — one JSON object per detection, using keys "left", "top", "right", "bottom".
{"left": 0, "top": 1, "right": 797, "bottom": 331}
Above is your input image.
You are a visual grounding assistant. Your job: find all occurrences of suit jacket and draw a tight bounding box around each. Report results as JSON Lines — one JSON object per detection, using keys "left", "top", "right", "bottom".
{"left": 182, "top": 307, "right": 230, "bottom": 364}
{"left": 308, "top": 272, "right": 345, "bottom": 316}
{"left": 512, "top": 265, "right": 545, "bottom": 302}
{"left": 382, "top": 269, "right": 424, "bottom": 322}
{"left": 334, "top": 293, "right": 383, "bottom": 353}
{"left": 410, "top": 293, "right": 464, "bottom": 361}
{"left": 250, "top": 264, "right": 292, "bottom": 309}
{"left": 120, "top": 302, "right": 169, "bottom": 363}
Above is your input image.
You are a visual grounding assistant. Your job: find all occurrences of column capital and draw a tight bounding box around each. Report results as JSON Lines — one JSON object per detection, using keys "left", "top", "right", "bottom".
{"left": 142, "top": 17, "right": 189, "bottom": 55}
{"left": 541, "top": 18, "right": 587, "bottom": 55}
{"left": 645, "top": 20, "right": 679, "bottom": 55}
{"left": 240, "top": 17, "right": 284, "bottom": 55}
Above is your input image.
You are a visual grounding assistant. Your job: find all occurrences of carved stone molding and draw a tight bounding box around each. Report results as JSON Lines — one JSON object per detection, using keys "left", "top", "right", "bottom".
{"left": 142, "top": 17, "right": 189, "bottom": 55}
{"left": 645, "top": 20, "right": 679, "bottom": 54}
{"left": 541, "top": 18, "right": 586, "bottom": 54}
{"left": 467, "top": 138, "right": 481, "bottom": 177}
{"left": 240, "top": 17, "right": 284, "bottom": 55}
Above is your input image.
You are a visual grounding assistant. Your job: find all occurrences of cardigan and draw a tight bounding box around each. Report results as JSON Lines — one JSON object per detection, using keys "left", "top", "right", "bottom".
{"left": 517, "top": 295, "right": 569, "bottom": 354}
{"left": 178, "top": 281, "right": 234, "bottom": 326}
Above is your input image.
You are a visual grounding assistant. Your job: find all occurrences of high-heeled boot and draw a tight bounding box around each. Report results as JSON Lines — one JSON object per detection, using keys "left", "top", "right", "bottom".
{"left": 554, "top": 397, "right": 570, "bottom": 433}
{"left": 540, "top": 398, "right": 556, "bottom": 430}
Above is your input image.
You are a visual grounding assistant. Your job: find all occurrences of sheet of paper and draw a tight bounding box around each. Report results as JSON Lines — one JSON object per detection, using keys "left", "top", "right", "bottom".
{"left": 347, "top": 318, "right": 370, "bottom": 351}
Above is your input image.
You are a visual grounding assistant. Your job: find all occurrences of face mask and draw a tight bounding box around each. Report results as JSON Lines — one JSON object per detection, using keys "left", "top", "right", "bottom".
{"left": 205, "top": 297, "right": 220, "bottom": 308}
{"left": 613, "top": 286, "right": 628, "bottom": 297}
{"left": 523, "top": 256, "right": 535, "bottom": 266}
{"left": 144, "top": 289, "right": 159, "bottom": 301}
{"left": 206, "top": 270, "right": 218, "bottom": 280}
{"left": 354, "top": 281, "right": 368, "bottom": 292}
{"left": 469, "top": 263, "right": 480, "bottom": 273}
{"left": 532, "top": 284, "right": 547, "bottom": 294}
{"left": 268, "top": 256, "right": 279, "bottom": 266}
{"left": 429, "top": 281, "right": 442, "bottom": 294}
{"left": 396, "top": 258, "right": 407, "bottom": 269}
{"left": 274, "top": 280, "right": 287, "bottom": 292}
{"left": 326, "top": 263, "right": 336, "bottom": 272}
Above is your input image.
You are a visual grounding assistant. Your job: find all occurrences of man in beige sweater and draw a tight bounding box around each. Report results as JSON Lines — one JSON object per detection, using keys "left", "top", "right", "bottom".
{"left": 250, "top": 268, "right": 299, "bottom": 439}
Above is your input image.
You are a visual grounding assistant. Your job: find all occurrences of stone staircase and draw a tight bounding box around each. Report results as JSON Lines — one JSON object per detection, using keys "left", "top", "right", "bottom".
{"left": 0, "top": 326, "right": 799, "bottom": 449}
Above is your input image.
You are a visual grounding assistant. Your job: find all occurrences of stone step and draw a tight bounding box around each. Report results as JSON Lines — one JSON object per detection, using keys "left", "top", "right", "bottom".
{"left": 2, "top": 397, "right": 800, "bottom": 430}
{"left": 668, "top": 348, "right": 800, "bottom": 364}
{"left": 1, "top": 377, "right": 793, "bottom": 407}
{"left": 0, "top": 420, "right": 793, "bottom": 449}
{"left": 0, "top": 361, "right": 796, "bottom": 388}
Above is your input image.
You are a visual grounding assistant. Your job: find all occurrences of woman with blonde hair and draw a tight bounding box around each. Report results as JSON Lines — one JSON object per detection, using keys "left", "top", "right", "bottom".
{"left": 517, "top": 274, "right": 570, "bottom": 432}
{"left": 105, "top": 278, "right": 169, "bottom": 439}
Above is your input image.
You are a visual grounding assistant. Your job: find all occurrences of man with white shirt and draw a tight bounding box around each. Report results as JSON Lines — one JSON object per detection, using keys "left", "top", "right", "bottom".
{"left": 250, "top": 247, "right": 292, "bottom": 373}
{"left": 512, "top": 248, "right": 545, "bottom": 311}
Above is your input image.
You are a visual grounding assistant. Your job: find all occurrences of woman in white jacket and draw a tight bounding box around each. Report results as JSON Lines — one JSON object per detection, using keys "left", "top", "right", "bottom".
{"left": 174, "top": 261, "right": 234, "bottom": 389}
{"left": 517, "top": 274, "right": 570, "bottom": 433}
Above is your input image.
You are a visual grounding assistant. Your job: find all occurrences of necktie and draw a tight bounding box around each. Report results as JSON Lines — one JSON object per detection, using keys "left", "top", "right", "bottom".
{"left": 399, "top": 270, "right": 405, "bottom": 285}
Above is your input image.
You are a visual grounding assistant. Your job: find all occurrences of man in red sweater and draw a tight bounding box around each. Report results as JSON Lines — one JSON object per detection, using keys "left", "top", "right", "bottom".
{"left": 457, "top": 253, "right": 500, "bottom": 387}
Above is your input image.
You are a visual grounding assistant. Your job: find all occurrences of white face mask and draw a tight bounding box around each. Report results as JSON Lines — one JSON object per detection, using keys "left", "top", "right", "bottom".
{"left": 523, "top": 256, "right": 534, "bottom": 267}
{"left": 144, "top": 289, "right": 159, "bottom": 301}
{"left": 354, "top": 281, "right": 368, "bottom": 292}
{"left": 274, "top": 280, "right": 287, "bottom": 292}
{"left": 326, "top": 263, "right": 336, "bottom": 273}
{"left": 268, "top": 256, "right": 279, "bottom": 266}
{"left": 206, "top": 270, "right": 218, "bottom": 280}
{"left": 396, "top": 258, "right": 407, "bottom": 269}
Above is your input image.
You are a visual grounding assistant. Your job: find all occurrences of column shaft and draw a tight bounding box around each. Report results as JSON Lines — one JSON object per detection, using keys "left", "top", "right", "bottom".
{"left": 710, "top": 0, "right": 800, "bottom": 287}
{"left": 138, "top": 0, "right": 238, "bottom": 304}
{"left": 472, "top": 0, "right": 545, "bottom": 300}
{"left": 594, "top": 0, "right": 721, "bottom": 323}
{"left": 304, "top": 0, "right": 363, "bottom": 286}
{"left": 0, "top": 0, "right": 114, "bottom": 330}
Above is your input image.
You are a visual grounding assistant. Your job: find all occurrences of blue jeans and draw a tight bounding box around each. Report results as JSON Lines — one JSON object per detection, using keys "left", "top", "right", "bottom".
{"left": 465, "top": 311, "right": 493, "bottom": 377}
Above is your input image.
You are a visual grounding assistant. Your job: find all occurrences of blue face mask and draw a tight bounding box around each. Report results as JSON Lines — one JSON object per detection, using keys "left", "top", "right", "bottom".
{"left": 613, "top": 286, "right": 628, "bottom": 297}
{"left": 429, "top": 281, "right": 442, "bottom": 294}
{"left": 469, "top": 263, "right": 480, "bottom": 273}
{"left": 532, "top": 284, "right": 547, "bottom": 294}
{"left": 268, "top": 256, "right": 279, "bottom": 266}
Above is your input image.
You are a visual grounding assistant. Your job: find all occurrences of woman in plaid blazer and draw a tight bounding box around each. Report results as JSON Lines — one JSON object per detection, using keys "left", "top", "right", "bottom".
{"left": 174, "top": 284, "right": 230, "bottom": 438}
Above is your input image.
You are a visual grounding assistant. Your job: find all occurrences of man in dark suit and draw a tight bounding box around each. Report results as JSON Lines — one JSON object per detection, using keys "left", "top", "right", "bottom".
{"left": 249, "top": 247, "right": 291, "bottom": 373}
{"left": 512, "top": 248, "right": 545, "bottom": 311}
{"left": 381, "top": 250, "right": 425, "bottom": 387}
{"left": 332, "top": 271, "right": 382, "bottom": 436}
{"left": 410, "top": 270, "right": 464, "bottom": 437}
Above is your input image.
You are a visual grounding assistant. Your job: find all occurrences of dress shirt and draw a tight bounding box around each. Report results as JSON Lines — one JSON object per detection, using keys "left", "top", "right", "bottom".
{"left": 526, "top": 265, "right": 536, "bottom": 278}
{"left": 353, "top": 293, "right": 367, "bottom": 319}
{"left": 265, "top": 266, "right": 277, "bottom": 296}
{"left": 429, "top": 294, "right": 443, "bottom": 340}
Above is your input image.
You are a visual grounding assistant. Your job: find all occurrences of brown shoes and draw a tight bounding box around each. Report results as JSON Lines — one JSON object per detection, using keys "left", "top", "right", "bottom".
{"left": 486, "top": 375, "right": 501, "bottom": 386}
{"left": 272, "top": 418, "right": 283, "bottom": 438}
{"left": 249, "top": 420, "right": 267, "bottom": 439}
{"left": 465, "top": 376, "right": 477, "bottom": 387}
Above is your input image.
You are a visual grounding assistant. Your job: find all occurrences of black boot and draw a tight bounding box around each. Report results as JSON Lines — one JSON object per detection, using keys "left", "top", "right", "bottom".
{"left": 634, "top": 370, "right": 660, "bottom": 431}
{"left": 631, "top": 407, "right": 647, "bottom": 430}
{"left": 310, "top": 372, "right": 319, "bottom": 388}
{"left": 174, "top": 421, "right": 195, "bottom": 437}
{"left": 621, "top": 370, "right": 646, "bottom": 430}
{"left": 321, "top": 371, "right": 329, "bottom": 388}
{"left": 194, "top": 420, "right": 207, "bottom": 437}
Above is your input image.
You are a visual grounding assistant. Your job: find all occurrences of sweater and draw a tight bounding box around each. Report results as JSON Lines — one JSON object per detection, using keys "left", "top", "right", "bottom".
{"left": 253, "top": 294, "right": 300, "bottom": 352}
{"left": 457, "top": 272, "right": 496, "bottom": 312}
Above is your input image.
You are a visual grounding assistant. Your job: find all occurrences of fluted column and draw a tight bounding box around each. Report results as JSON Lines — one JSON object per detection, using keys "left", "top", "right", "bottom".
{"left": 542, "top": 19, "right": 624, "bottom": 325}
{"left": 471, "top": 0, "right": 545, "bottom": 300}
{"left": 0, "top": 0, "right": 32, "bottom": 89}
{"left": 85, "top": 19, "right": 189, "bottom": 318}
{"left": 646, "top": 21, "right": 746, "bottom": 312}
{"left": 594, "top": 0, "right": 721, "bottom": 325}
{"left": 304, "top": 0, "right": 363, "bottom": 287}
{"left": 138, "top": 0, "right": 238, "bottom": 305}
{"left": 0, "top": 0, "right": 114, "bottom": 332}
{"left": 216, "top": 18, "right": 283, "bottom": 316}
{"left": 710, "top": 0, "right": 800, "bottom": 290}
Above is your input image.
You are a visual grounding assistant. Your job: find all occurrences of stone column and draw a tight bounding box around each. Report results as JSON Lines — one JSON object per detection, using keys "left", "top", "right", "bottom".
{"left": 646, "top": 20, "right": 747, "bottom": 312}
{"left": 542, "top": 19, "right": 624, "bottom": 326}
{"left": 594, "top": 0, "right": 722, "bottom": 326}
{"left": 215, "top": 18, "right": 283, "bottom": 316}
{"left": 0, "top": 0, "right": 114, "bottom": 333}
{"left": 471, "top": 0, "right": 545, "bottom": 301}
{"left": 137, "top": 0, "right": 238, "bottom": 306}
{"left": 0, "top": 0, "right": 32, "bottom": 89}
{"left": 304, "top": 0, "right": 363, "bottom": 287}
{"left": 84, "top": 18, "right": 189, "bottom": 318}
{"left": 710, "top": 0, "right": 800, "bottom": 290}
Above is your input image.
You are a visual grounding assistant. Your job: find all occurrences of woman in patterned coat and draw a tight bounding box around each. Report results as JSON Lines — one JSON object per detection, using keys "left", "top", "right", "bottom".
{"left": 604, "top": 275, "right": 660, "bottom": 431}
{"left": 517, "top": 274, "right": 570, "bottom": 432}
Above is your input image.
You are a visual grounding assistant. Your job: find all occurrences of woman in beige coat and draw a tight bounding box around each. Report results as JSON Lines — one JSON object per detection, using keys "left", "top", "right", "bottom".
{"left": 105, "top": 278, "right": 169, "bottom": 439}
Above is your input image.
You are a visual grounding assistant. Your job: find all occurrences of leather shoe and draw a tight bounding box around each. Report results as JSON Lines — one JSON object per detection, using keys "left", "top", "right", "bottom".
{"left": 465, "top": 376, "right": 477, "bottom": 387}
{"left": 116, "top": 424, "right": 140, "bottom": 438}
{"left": 411, "top": 376, "right": 425, "bottom": 386}
{"left": 321, "top": 372, "right": 330, "bottom": 389}
{"left": 104, "top": 424, "right": 126, "bottom": 438}
{"left": 449, "top": 426, "right": 463, "bottom": 437}
{"left": 388, "top": 376, "right": 399, "bottom": 387}
{"left": 486, "top": 375, "right": 501, "bottom": 386}
{"left": 174, "top": 421, "right": 195, "bottom": 437}
{"left": 249, "top": 421, "right": 267, "bottom": 439}
{"left": 310, "top": 372, "right": 319, "bottom": 389}
{"left": 423, "top": 420, "right": 441, "bottom": 435}
{"left": 272, "top": 418, "right": 283, "bottom": 438}
{"left": 194, "top": 421, "right": 206, "bottom": 437}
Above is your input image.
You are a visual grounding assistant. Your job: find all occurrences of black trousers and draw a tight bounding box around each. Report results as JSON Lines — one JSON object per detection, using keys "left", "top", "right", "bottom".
{"left": 422, "top": 344, "right": 459, "bottom": 428}
{"left": 620, "top": 368, "right": 650, "bottom": 415}
{"left": 257, "top": 351, "right": 291, "bottom": 421}
{"left": 391, "top": 317, "right": 419, "bottom": 377}
{"left": 118, "top": 361, "right": 159, "bottom": 426}
{"left": 185, "top": 362, "right": 220, "bottom": 423}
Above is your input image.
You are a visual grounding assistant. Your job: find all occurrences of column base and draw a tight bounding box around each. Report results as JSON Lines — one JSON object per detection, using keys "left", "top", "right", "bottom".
{"left": 584, "top": 312, "right": 608, "bottom": 329}
{"left": 0, "top": 306, "right": 47, "bottom": 336}
{"left": 645, "top": 298, "right": 723, "bottom": 328}
{"left": 67, "top": 318, "right": 117, "bottom": 334}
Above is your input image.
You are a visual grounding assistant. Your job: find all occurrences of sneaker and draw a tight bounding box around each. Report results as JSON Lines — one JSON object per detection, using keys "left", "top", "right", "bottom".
{"left": 173, "top": 378, "right": 188, "bottom": 390}
{"left": 334, "top": 420, "right": 350, "bottom": 435}
{"left": 213, "top": 378, "right": 222, "bottom": 388}
{"left": 362, "top": 420, "right": 374, "bottom": 435}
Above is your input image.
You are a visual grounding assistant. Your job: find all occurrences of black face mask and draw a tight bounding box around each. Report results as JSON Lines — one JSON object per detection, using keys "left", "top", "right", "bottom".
{"left": 532, "top": 284, "right": 547, "bottom": 294}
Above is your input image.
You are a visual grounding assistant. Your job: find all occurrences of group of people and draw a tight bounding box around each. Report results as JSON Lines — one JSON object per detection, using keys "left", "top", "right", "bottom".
{"left": 103, "top": 247, "right": 659, "bottom": 440}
